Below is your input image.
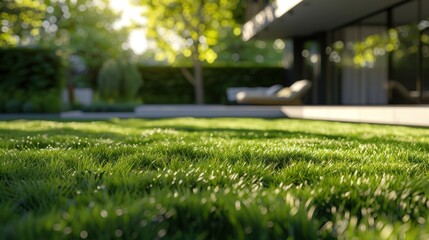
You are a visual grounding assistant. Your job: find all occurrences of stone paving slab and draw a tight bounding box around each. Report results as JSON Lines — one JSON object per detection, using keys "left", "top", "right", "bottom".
{"left": 282, "top": 105, "right": 429, "bottom": 127}
{"left": 134, "top": 105, "right": 285, "bottom": 118}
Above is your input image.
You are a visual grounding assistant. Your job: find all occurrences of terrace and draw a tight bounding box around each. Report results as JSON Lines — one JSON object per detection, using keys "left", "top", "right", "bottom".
{"left": 1, "top": 105, "right": 428, "bottom": 127}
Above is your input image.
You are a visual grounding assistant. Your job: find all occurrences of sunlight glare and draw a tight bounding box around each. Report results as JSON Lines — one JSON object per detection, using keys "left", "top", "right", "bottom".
{"left": 109, "top": 0, "right": 148, "bottom": 54}
{"left": 129, "top": 30, "right": 147, "bottom": 54}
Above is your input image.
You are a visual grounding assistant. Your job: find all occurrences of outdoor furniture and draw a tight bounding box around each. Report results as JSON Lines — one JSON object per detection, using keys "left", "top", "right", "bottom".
{"left": 387, "top": 81, "right": 429, "bottom": 103}
{"left": 226, "top": 84, "right": 283, "bottom": 103}
{"left": 235, "top": 79, "right": 312, "bottom": 105}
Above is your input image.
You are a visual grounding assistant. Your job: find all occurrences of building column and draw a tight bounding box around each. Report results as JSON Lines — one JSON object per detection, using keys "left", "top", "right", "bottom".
{"left": 292, "top": 37, "right": 305, "bottom": 82}
{"left": 316, "top": 32, "right": 328, "bottom": 105}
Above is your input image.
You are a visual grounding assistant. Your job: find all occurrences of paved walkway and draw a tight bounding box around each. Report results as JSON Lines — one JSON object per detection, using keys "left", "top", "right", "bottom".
{"left": 59, "top": 105, "right": 285, "bottom": 119}
{"left": 1, "top": 105, "right": 428, "bottom": 127}
{"left": 282, "top": 105, "right": 429, "bottom": 127}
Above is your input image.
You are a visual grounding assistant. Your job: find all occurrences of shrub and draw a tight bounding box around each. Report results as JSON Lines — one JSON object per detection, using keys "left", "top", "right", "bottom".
{"left": 0, "top": 48, "right": 64, "bottom": 113}
{"left": 41, "top": 90, "right": 62, "bottom": 113}
{"left": 22, "top": 101, "right": 37, "bottom": 113}
{"left": 4, "top": 100, "right": 21, "bottom": 113}
{"left": 97, "top": 59, "right": 143, "bottom": 103}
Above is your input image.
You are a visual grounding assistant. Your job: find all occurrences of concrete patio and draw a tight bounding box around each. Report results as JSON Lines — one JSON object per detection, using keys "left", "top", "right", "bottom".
{"left": 57, "top": 105, "right": 429, "bottom": 127}
{"left": 60, "top": 105, "right": 286, "bottom": 119}
{"left": 281, "top": 105, "right": 429, "bottom": 127}
{"left": 1, "top": 105, "right": 427, "bottom": 127}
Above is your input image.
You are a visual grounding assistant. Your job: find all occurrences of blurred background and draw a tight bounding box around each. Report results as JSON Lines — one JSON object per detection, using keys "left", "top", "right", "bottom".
{"left": 1, "top": 0, "right": 429, "bottom": 113}
{"left": 0, "top": 0, "right": 287, "bottom": 113}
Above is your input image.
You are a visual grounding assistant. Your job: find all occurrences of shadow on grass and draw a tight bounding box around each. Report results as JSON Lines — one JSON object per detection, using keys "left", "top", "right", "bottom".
{"left": 147, "top": 125, "right": 429, "bottom": 151}
{"left": 1, "top": 122, "right": 428, "bottom": 172}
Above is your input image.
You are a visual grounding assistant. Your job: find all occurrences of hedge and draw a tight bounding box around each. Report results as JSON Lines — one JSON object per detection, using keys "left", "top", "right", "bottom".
{"left": 138, "top": 66, "right": 288, "bottom": 104}
{"left": 0, "top": 49, "right": 288, "bottom": 112}
{"left": 0, "top": 48, "right": 64, "bottom": 113}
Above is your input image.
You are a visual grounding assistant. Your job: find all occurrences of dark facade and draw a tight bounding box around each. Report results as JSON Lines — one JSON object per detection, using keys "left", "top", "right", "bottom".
{"left": 244, "top": 0, "right": 429, "bottom": 105}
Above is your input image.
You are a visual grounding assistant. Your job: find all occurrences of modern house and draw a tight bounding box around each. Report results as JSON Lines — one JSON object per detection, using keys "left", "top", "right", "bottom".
{"left": 242, "top": 0, "right": 429, "bottom": 105}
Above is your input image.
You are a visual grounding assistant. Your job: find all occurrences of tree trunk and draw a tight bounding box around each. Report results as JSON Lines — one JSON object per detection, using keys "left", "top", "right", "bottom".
{"left": 67, "top": 81, "right": 75, "bottom": 105}
{"left": 193, "top": 56, "right": 205, "bottom": 104}
{"left": 193, "top": 4, "right": 205, "bottom": 105}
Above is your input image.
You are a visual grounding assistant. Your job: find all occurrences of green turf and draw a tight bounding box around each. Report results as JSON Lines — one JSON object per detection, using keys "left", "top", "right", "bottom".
{"left": 0, "top": 118, "right": 428, "bottom": 239}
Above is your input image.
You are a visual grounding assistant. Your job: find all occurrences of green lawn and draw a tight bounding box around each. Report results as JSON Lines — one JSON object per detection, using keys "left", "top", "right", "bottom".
{"left": 0, "top": 118, "right": 428, "bottom": 239}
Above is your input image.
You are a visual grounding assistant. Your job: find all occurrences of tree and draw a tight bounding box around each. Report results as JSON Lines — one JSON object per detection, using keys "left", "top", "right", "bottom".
{"left": 213, "top": 31, "right": 286, "bottom": 66}
{"left": 1, "top": 0, "right": 131, "bottom": 89}
{"left": 39, "top": 0, "right": 132, "bottom": 88}
{"left": 140, "top": 0, "right": 240, "bottom": 104}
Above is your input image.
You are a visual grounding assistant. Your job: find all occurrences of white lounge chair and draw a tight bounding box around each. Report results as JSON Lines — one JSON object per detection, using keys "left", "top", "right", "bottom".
{"left": 226, "top": 84, "right": 283, "bottom": 103}
{"left": 236, "top": 80, "right": 312, "bottom": 105}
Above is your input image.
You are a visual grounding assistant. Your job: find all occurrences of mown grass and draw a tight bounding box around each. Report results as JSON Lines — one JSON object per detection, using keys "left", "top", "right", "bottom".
{"left": 0, "top": 118, "right": 428, "bottom": 239}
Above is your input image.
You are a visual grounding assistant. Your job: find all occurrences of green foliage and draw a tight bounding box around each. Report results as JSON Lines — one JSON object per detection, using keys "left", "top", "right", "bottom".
{"left": 333, "top": 24, "right": 428, "bottom": 68}
{"left": 4, "top": 100, "right": 21, "bottom": 113}
{"left": 97, "top": 59, "right": 143, "bottom": 103}
{"left": 138, "top": 66, "right": 287, "bottom": 104}
{"left": 140, "top": 0, "right": 242, "bottom": 104}
{"left": 42, "top": 0, "right": 132, "bottom": 88}
{"left": 0, "top": 0, "right": 46, "bottom": 47}
{"left": 214, "top": 37, "right": 286, "bottom": 66}
{"left": 1, "top": 0, "right": 131, "bottom": 88}
{"left": 0, "top": 118, "right": 428, "bottom": 239}
{"left": 232, "top": 0, "right": 247, "bottom": 24}
{"left": 169, "top": 37, "right": 286, "bottom": 67}
{"left": 0, "top": 48, "right": 64, "bottom": 113}
{"left": 141, "top": 0, "right": 240, "bottom": 64}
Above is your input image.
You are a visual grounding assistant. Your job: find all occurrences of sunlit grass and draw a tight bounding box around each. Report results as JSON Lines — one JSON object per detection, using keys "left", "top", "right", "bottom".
{"left": 0, "top": 118, "right": 428, "bottom": 239}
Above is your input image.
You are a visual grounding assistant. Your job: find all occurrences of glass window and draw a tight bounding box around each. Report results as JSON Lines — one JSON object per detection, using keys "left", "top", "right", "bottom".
{"left": 421, "top": 0, "right": 429, "bottom": 93}
{"left": 389, "top": 0, "right": 420, "bottom": 103}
